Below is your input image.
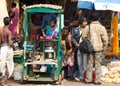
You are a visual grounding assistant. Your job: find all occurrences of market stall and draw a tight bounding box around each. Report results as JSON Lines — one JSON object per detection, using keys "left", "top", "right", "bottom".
{"left": 14, "top": 4, "right": 64, "bottom": 85}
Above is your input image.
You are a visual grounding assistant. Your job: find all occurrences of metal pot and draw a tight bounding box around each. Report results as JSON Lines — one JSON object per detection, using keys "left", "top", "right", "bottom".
{"left": 45, "top": 46, "right": 54, "bottom": 51}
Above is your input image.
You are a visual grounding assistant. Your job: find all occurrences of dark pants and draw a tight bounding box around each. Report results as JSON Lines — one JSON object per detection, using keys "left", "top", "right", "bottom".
{"left": 74, "top": 49, "right": 78, "bottom": 72}
{"left": 63, "top": 66, "right": 68, "bottom": 78}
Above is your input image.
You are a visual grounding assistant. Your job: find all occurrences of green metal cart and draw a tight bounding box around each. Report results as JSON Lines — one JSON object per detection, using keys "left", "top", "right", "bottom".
{"left": 20, "top": 4, "right": 64, "bottom": 84}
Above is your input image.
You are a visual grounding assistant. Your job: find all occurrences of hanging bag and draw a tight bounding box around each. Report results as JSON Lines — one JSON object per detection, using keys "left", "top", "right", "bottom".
{"left": 79, "top": 25, "right": 94, "bottom": 53}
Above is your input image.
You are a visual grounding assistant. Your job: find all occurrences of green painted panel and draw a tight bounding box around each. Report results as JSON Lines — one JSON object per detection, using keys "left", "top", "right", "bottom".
{"left": 26, "top": 7, "right": 62, "bottom": 13}
{"left": 57, "top": 14, "right": 62, "bottom": 58}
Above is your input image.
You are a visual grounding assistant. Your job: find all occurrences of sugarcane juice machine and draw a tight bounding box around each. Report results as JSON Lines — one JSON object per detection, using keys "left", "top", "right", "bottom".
{"left": 44, "top": 41, "right": 55, "bottom": 59}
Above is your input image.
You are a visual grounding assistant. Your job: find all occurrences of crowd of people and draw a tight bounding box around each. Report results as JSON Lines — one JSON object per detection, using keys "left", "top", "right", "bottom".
{"left": 0, "top": 1, "right": 109, "bottom": 86}
{"left": 61, "top": 12, "right": 108, "bottom": 85}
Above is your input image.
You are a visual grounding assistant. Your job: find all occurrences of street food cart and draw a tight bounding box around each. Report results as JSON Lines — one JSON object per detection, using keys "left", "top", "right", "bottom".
{"left": 18, "top": 4, "right": 64, "bottom": 84}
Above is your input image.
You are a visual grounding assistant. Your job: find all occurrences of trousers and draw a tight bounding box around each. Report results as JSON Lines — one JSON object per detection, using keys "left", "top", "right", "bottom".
{"left": 85, "top": 52, "right": 102, "bottom": 82}
{"left": 77, "top": 50, "right": 87, "bottom": 79}
{"left": 0, "top": 45, "right": 14, "bottom": 78}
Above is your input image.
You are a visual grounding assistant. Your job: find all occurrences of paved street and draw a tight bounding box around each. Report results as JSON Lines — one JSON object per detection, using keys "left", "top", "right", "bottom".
{"left": 8, "top": 78, "right": 120, "bottom": 86}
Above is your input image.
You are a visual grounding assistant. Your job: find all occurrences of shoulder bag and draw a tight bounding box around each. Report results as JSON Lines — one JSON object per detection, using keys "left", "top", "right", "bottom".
{"left": 79, "top": 25, "right": 94, "bottom": 53}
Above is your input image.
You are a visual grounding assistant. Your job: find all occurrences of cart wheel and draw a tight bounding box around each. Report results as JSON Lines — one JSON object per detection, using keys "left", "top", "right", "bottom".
{"left": 61, "top": 70, "right": 64, "bottom": 80}
{"left": 58, "top": 74, "right": 62, "bottom": 85}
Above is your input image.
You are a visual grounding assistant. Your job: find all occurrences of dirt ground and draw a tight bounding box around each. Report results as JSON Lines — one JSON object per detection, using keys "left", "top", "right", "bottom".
{"left": 7, "top": 78, "right": 120, "bottom": 86}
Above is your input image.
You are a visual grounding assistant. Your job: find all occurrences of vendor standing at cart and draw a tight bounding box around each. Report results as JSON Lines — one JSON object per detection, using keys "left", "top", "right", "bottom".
{"left": 0, "top": 17, "right": 14, "bottom": 86}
